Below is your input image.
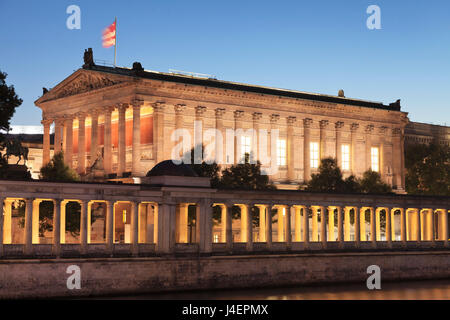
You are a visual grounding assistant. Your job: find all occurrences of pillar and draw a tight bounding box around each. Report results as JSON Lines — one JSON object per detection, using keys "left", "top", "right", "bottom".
{"left": 303, "top": 206, "right": 309, "bottom": 248}
{"left": 355, "top": 207, "right": 361, "bottom": 247}
{"left": 54, "top": 119, "right": 63, "bottom": 154}
{"left": 156, "top": 203, "right": 176, "bottom": 254}
{"left": 370, "top": 207, "right": 376, "bottom": 248}
{"left": 359, "top": 208, "right": 367, "bottom": 241}
{"left": 400, "top": 208, "right": 407, "bottom": 245}
{"left": 336, "top": 206, "right": 343, "bottom": 247}
{"left": 196, "top": 200, "right": 212, "bottom": 253}
{"left": 350, "top": 123, "right": 359, "bottom": 174}
{"left": 386, "top": 207, "right": 393, "bottom": 247}
{"left": 365, "top": 125, "right": 374, "bottom": 171}
{"left": 319, "top": 206, "right": 327, "bottom": 248}
{"left": 90, "top": 110, "right": 99, "bottom": 166}
{"left": 392, "top": 129, "right": 403, "bottom": 189}
{"left": 239, "top": 204, "right": 248, "bottom": 244}
{"left": 103, "top": 107, "right": 113, "bottom": 174}
{"left": 106, "top": 201, "right": 114, "bottom": 253}
{"left": 225, "top": 204, "right": 233, "bottom": 251}
{"left": 41, "top": 119, "right": 52, "bottom": 165}
{"left": 312, "top": 207, "right": 319, "bottom": 242}
{"left": 335, "top": 122, "right": 344, "bottom": 168}
{"left": 246, "top": 204, "right": 253, "bottom": 251}
{"left": 32, "top": 200, "right": 40, "bottom": 244}
{"left": 138, "top": 203, "right": 147, "bottom": 243}
{"left": 220, "top": 204, "right": 226, "bottom": 243}
{"left": 152, "top": 102, "right": 165, "bottom": 164}
{"left": 286, "top": 206, "right": 293, "bottom": 248}
{"left": 177, "top": 204, "right": 188, "bottom": 243}
{"left": 131, "top": 201, "right": 139, "bottom": 256}
{"left": 64, "top": 117, "right": 73, "bottom": 168}
{"left": 319, "top": 120, "right": 329, "bottom": 159}
{"left": 344, "top": 207, "right": 351, "bottom": 242}
{"left": 132, "top": 100, "right": 143, "bottom": 176}
{"left": 287, "top": 117, "right": 296, "bottom": 182}
{"left": 253, "top": 113, "right": 262, "bottom": 163}
{"left": 77, "top": 113, "right": 86, "bottom": 174}
{"left": 174, "top": 104, "right": 186, "bottom": 158}
{"left": 266, "top": 204, "right": 273, "bottom": 250}
{"left": 52, "top": 199, "right": 61, "bottom": 256}
{"left": 0, "top": 197, "right": 4, "bottom": 256}
{"left": 328, "top": 207, "right": 335, "bottom": 242}
{"left": 80, "top": 200, "right": 88, "bottom": 254}
{"left": 294, "top": 206, "right": 302, "bottom": 242}
{"left": 269, "top": 114, "right": 280, "bottom": 172}
{"left": 24, "top": 198, "right": 33, "bottom": 255}
{"left": 118, "top": 104, "right": 127, "bottom": 176}
{"left": 215, "top": 108, "right": 226, "bottom": 164}
{"left": 234, "top": 110, "right": 244, "bottom": 163}
{"left": 277, "top": 206, "right": 284, "bottom": 242}
{"left": 3, "top": 200, "right": 12, "bottom": 244}
{"left": 194, "top": 106, "right": 206, "bottom": 163}
{"left": 303, "top": 119, "right": 312, "bottom": 182}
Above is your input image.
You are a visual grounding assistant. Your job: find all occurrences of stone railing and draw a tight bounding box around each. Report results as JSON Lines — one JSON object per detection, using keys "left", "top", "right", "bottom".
{"left": 0, "top": 180, "right": 448, "bottom": 258}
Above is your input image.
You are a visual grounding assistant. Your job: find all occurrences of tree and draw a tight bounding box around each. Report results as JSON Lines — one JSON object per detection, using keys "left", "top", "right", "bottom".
{"left": 306, "top": 158, "right": 361, "bottom": 193}
{"left": 405, "top": 143, "right": 450, "bottom": 196}
{"left": 219, "top": 153, "right": 275, "bottom": 191}
{"left": 40, "top": 152, "right": 80, "bottom": 182}
{"left": 359, "top": 170, "right": 392, "bottom": 194}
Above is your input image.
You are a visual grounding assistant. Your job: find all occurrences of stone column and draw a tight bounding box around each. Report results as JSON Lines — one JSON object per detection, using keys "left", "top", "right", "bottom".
{"left": 0, "top": 197, "right": 4, "bottom": 257}
{"left": 77, "top": 113, "right": 86, "bottom": 174}
{"left": 276, "top": 206, "right": 284, "bottom": 242}
{"left": 118, "top": 104, "right": 127, "bottom": 176}
{"left": 156, "top": 203, "right": 176, "bottom": 254}
{"left": 386, "top": 208, "right": 393, "bottom": 248}
{"left": 219, "top": 205, "right": 227, "bottom": 243}
{"left": 64, "top": 116, "right": 74, "bottom": 168}
{"left": 287, "top": 116, "right": 296, "bottom": 182}
{"left": 215, "top": 108, "right": 225, "bottom": 164}
{"left": 343, "top": 207, "right": 351, "bottom": 241}
{"left": 106, "top": 201, "right": 114, "bottom": 254}
{"left": 41, "top": 119, "right": 52, "bottom": 165}
{"left": 52, "top": 199, "right": 61, "bottom": 256}
{"left": 365, "top": 125, "right": 374, "bottom": 171}
{"left": 234, "top": 110, "right": 244, "bottom": 163}
{"left": 103, "top": 107, "right": 113, "bottom": 174}
{"left": 379, "top": 126, "right": 388, "bottom": 179}
{"left": 350, "top": 123, "right": 359, "bottom": 175}
{"left": 152, "top": 102, "right": 165, "bottom": 164}
{"left": 319, "top": 206, "right": 327, "bottom": 248}
{"left": 80, "top": 200, "right": 88, "bottom": 254}
{"left": 303, "top": 118, "right": 313, "bottom": 183}
{"left": 196, "top": 200, "right": 212, "bottom": 254}
{"left": 311, "top": 207, "right": 319, "bottom": 242}
{"left": 226, "top": 204, "right": 233, "bottom": 252}
{"left": 303, "top": 206, "right": 310, "bottom": 248}
{"left": 178, "top": 204, "right": 189, "bottom": 243}
{"left": 269, "top": 114, "right": 280, "bottom": 173}
{"left": 336, "top": 206, "right": 343, "bottom": 247}
{"left": 131, "top": 201, "right": 139, "bottom": 256}
{"left": 319, "top": 120, "right": 329, "bottom": 159}
{"left": 24, "top": 198, "right": 33, "bottom": 255}
{"left": 132, "top": 100, "right": 143, "bottom": 176}
{"left": 392, "top": 128, "right": 402, "bottom": 189}
{"left": 194, "top": 106, "right": 206, "bottom": 163}
{"left": 32, "top": 200, "right": 40, "bottom": 244}
{"left": 54, "top": 118, "right": 63, "bottom": 154}
{"left": 335, "top": 122, "right": 344, "bottom": 169}
{"left": 286, "top": 206, "right": 293, "bottom": 249}
{"left": 245, "top": 204, "right": 253, "bottom": 252}
{"left": 355, "top": 207, "right": 361, "bottom": 247}
{"left": 400, "top": 208, "right": 407, "bottom": 245}
{"left": 266, "top": 204, "right": 273, "bottom": 250}
{"left": 90, "top": 110, "right": 99, "bottom": 166}
{"left": 252, "top": 113, "right": 262, "bottom": 162}
{"left": 173, "top": 104, "right": 186, "bottom": 158}
{"left": 370, "top": 207, "right": 376, "bottom": 248}
{"left": 257, "top": 205, "right": 266, "bottom": 242}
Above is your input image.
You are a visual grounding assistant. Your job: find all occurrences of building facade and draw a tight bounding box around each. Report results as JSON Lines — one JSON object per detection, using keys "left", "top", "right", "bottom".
{"left": 35, "top": 50, "right": 409, "bottom": 191}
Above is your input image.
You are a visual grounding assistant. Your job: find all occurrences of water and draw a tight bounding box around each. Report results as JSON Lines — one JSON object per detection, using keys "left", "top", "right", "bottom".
{"left": 105, "top": 279, "right": 450, "bottom": 300}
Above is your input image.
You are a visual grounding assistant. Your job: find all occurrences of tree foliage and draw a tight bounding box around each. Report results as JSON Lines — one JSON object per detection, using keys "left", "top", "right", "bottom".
{"left": 39, "top": 152, "right": 80, "bottom": 182}
{"left": 405, "top": 143, "right": 450, "bottom": 196}
{"left": 0, "top": 71, "right": 22, "bottom": 137}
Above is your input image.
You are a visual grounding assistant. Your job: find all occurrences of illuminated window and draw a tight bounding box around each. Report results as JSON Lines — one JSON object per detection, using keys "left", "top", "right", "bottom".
{"left": 310, "top": 142, "right": 319, "bottom": 169}
{"left": 371, "top": 147, "right": 379, "bottom": 172}
{"left": 341, "top": 144, "right": 350, "bottom": 171}
{"left": 241, "top": 135, "right": 251, "bottom": 160}
{"left": 213, "top": 234, "right": 219, "bottom": 243}
{"left": 276, "top": 139, "right": 287, "bottom": 166}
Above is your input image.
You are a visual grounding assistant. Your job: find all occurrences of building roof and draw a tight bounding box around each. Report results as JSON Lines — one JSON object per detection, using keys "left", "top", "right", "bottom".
{"left": 81, "top": 63, "right": 402, "bottom": 111}
{"left": 146, "top": 160, "right": 199, "bottom": 177}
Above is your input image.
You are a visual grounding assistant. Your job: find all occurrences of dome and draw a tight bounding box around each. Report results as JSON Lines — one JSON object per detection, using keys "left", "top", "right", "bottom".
{"left": 146, "top": 160, "right": 198, "bottom": 177}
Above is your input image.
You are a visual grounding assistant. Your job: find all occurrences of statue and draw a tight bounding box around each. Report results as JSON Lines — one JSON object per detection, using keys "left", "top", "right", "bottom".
{"left": 83, "top": 48, "right": 94, "bottom": 68}
{"left": 132, "top": 62, "right": 144, "bottom": 72}
{"left": 42, "top": 87, "right": 48, "bottom": 95}
{"left": 3, "top": 137, "right": 29, "bottom": 165}
{"left": 338, "top": 89, "right": 345, "bottom": 97}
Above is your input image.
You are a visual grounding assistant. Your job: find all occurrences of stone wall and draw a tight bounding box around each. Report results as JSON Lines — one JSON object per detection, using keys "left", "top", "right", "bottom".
{"left": 1, "top": 251, "right": 449, "bottom": 299}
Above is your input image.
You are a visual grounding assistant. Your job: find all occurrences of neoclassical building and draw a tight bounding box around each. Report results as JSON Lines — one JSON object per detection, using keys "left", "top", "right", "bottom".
{"left": 35, "top": 50, "right": 409, "bottom": 191}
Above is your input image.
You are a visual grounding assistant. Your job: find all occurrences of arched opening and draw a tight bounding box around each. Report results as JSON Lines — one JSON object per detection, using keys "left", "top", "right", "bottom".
{"left": 61, "top": 200, "right": 81, "bottom": 244}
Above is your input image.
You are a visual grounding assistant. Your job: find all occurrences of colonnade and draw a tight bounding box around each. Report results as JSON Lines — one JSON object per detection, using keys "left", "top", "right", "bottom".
{"left": 1, "top": 196, "right": 448, "bottom": 257}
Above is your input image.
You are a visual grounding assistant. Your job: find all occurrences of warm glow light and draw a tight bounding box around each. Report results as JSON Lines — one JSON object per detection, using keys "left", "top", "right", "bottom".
{"left": 122, "top": 210, "right": 127, "bottom": 223}
{"left": 310, "top": 142, "right": 319, "bottom": 169}
{"left": 276, "top": 139, "right": 287, "bottom": 166}
{"left": 371, "top": 147, "right": 379, "bottom": 172}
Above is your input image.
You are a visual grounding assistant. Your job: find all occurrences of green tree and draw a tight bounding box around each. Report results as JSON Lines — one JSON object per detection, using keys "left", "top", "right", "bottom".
{"left": 306, "top": 158, "right": 361, "bottom": 193}
{"left": 359, "top": 170, "right": 392, "bottom": 194}
{"left": 39, "top": 152, "right": 80, "bottom": 182}
{"left": 405, "top": 143, "right": 450, "bottom": 196}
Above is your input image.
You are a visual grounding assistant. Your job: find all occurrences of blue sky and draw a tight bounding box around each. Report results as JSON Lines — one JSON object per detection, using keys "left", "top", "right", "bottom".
{"left": 1, "top": 0, "right": 449, "bottom": 126}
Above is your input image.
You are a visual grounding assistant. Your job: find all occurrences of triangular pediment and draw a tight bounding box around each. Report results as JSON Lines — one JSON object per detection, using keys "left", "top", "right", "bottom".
{"left": 37, "top": 69, "right": 128, "bottom": 103}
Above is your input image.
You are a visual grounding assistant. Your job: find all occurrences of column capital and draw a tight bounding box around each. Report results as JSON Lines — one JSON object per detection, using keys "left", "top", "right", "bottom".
{"left": 76, "top": 111, "right": 87, "bottom": 120}
{"left": 365, "top": 124, "right": 375, "bottom": 133}
{"left": 103, "top": 106, "right": 115, "bottom": 115}
{"left": 152, "top": 101, "right": 166, "bottom": 112}
{"left": 117, "top": 103, "right": 128, "bottom": 112}
{"left": 215, "top": 108, "right": 226, "bottom": 118}
{"left": 270, "top": 114, "right": 280, "bottom": 124}
{"left": 131, "top": 98, "right": 144, "bottom": 108}
{"left": 174, "top": 104, "right": 186, "bottom": 115}
{"left": 303, "top": 118, "right": 313, "bottom": 128}
{"left": 252, "top": 112, "right": 263, "bottom": 122}
{"left": 89, "top": 109, "right": 101, "bottom": 117}
{"left": 234, "top": 110, "right": 244, "bottom": 119}
{"left": 350, "top": 123, "right": 359, "bottom": 132}
{"left": 319, "top": 120, "right": 329, "bottom": 129}
{"left": 195, "top": 105, "right": 207, "bottom": 116}
{"left": 41, "top": 119, "right": 53, "bottom": 126}
{"left": 379, "top": 126, "right": 388, "bottom": 134}
{"left": 335, "top": 121, "right": 345, "bottom": 130}
{"left": 287, "top": 116, "right": 297, "bottom": 125}
{"left": 392, "top": 127, "right": 402, "bottom": 136}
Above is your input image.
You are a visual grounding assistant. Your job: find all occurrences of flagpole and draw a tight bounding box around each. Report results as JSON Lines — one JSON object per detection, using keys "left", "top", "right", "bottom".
{"left": 114, "top": 17, "right": 117, "bottom": 67}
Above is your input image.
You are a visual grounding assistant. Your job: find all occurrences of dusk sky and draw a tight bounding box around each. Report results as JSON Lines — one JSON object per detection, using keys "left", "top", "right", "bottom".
{"left": 1, "top": 0, "right": 449, "bottom": 127}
